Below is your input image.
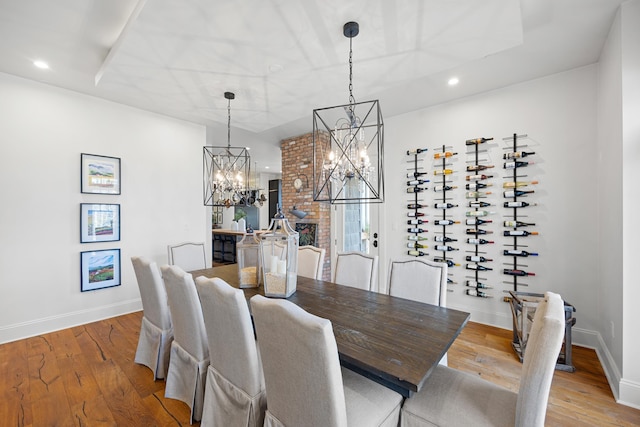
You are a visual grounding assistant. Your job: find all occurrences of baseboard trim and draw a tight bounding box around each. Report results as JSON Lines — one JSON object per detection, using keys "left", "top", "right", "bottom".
{"left": 0, "top": 299, "right": 142, "bottom": 344}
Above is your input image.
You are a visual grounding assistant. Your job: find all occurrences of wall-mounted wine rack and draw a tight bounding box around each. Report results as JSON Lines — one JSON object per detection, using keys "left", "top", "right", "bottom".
{"left": 431, "top": 146, "right": 459, "bottom": 282}
{"left": 502, "top": 134, "right": 538, "bottom": 298}
{"left": 464, "top": 137, "right": 496, "bottom": 299}
{"left": 406, "top": 148, "right": 429, "bottom": 257}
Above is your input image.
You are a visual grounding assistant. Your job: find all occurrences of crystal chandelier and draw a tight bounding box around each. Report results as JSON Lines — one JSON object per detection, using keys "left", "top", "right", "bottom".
{"left": 203, "top": 92, "right": 251, "bottom": 207}
{"left": 312, "top": 21, "right": 384, "bottom": 204}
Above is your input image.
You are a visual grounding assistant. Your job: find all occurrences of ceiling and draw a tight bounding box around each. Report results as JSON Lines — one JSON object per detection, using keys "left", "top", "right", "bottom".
{"left": 0, "top": 0, "right": 623, "bottom": 172}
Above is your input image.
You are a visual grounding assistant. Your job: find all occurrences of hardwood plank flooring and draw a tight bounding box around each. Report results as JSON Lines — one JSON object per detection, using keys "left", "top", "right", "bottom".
{"left": 0, "top": 312, "right": 638, "bottom": 426}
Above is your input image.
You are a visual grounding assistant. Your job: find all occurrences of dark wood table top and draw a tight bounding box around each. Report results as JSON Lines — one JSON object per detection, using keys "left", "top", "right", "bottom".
{"left": 190, "top": 264, "right": 470, "bottom": 397}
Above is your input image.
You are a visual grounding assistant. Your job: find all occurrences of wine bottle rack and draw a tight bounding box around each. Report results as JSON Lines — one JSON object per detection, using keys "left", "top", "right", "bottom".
{"left": 406, "top": 148, "right": 429, "bottom": 257}
{"left": 464, "top": 137, "right": 496, "bottom": 299}
{"left": 501, "top": 133, "right": 538, "bottom": 298}
{"left": 431, "top": 146, "right": 459, "bottom": 282}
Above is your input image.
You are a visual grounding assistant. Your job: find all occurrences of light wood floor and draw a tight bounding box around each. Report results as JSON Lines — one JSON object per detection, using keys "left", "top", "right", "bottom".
{"left": 1, "top": 312, "right": 638, "bottom": 426}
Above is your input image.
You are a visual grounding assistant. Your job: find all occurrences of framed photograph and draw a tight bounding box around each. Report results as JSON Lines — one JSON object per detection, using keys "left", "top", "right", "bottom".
{"left": 81, "top": 249, "right": 121, "bottom": 292}
{"left": 80, "top": 203, "right": 120, "bottom": 243}
{"left": 81, "top": 153, "right": 121, "bottom": 194}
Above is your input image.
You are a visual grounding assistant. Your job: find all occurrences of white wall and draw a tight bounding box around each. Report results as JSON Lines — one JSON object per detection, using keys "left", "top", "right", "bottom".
{"left": 0, "top": 72, "right": 207, "bottom": 343}
{"left": 383, "top": 65, "right": 599, "bottom": 337}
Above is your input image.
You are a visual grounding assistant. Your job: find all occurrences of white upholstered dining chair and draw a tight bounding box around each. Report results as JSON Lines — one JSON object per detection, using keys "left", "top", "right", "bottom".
{"left": 131, "top": 256, "right": 173, "bottom": 380}
{"left": 250, "top": 294, "right": 402, "bottom": 427}
{"left": 195, "top": 276, "right": 266, "bottom": 427}
{"left": 297, "top": 245, "right": 326, "bottom": 280}
{"left": 167, "top": 241, "right": 207, "bottom": 272}
{"left": 388, "top": 258, "right": 448, "bottom": 306}
{"left": 161, "top": 265, "right": 209, "bottom": 424}
{"left": 333, "top": 251, "right": 379, "bottom": 291}
{"left": 400, "top": 291, "right": 565, "bottom": 427}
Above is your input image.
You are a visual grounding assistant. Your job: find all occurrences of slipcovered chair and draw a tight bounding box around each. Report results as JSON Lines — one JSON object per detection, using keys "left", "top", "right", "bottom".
{"left": 161, "top": 265, "right": 209, "bottom": 424}
{"left": 333, "top": 251, "right": 379, "bottom": 291}
{"left": 250, "top": 295, "right": 402, "bottom": 427}
{"left": 400, "top": 291, "right": 565, "bottom": 427}
{"left": 195, "top": 276, "right": 266, "bottom": 427}
{"left": 388, "top": 258, "right": 449, "bottom": 365}
{"left": 167, "top": 241, "right": 207, "bottom": 272}
{"left": 131, "top": 256, "right": 173, "bottom": 380}
{"left": 297, "top": 245, "right": 326, "bottom": 280}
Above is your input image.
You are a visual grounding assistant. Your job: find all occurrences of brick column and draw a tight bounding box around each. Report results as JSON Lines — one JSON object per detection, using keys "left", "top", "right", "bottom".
{"left": 281, "top": 132, "right": 332, "bottom": 280}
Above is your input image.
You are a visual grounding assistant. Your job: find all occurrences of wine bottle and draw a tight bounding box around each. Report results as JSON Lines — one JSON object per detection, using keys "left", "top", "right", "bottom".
{"left": 503, "top": 151, "right": 535, "bottom": 159}
{"left": 466, "top": 164, "right": 495, "bottom": 172}
{"left": 466, "top": 218, "right": 492, "bottom": 225}
{"left": 433, "top": 219, "right": 460, "bottom": 226}
{"left": 503, "top": 249, "right": 539, "bottom": 257}
{"left": 466, "top": 263, "right": 493, "bottom": 271}
{"left": 407, "top": 219, "right": 425, "bottom": 225}
{"left": 466, "top": 182, "right": 491, "bottom": 190}
{"left": 503, "top": 180, "right": 539, "bottom": 188}
{"left": 434, "top": 235, "right": 457, "bottom": 242}
{"left": 408, "top": 250, "right": 427, "bottom": 257}
{"left": 466, "top": 174, "right": 493, "bottom": 181}
{"left": 503, "top": 220, "right": 536, "bottom": 227}
{"left": 466, "top": 255, "right": 493, "bottom": 262}
{"left": 433, "top": 258, "right": 460, "bottom": 267}
{"left": 466, "top": 191, "right": 491, "bottom": 198}
{"left": 433, "top": 185, "right": 458, "bottom": 192}
{"left": 408, "top": 235, "right": 429, "bottom": 241}
{"left": 468, "top": 201, "right": 491, "bottom": 208}
{"left": 465, "top": 210, "right": 495, "bottom": 217}
{"left": 466, "top": 289, "right": 492, "bottom": 298}
{"left": 433, "top": 151, "right": 457, "bottom": 159}
{"left": 407, "top": 242, "right": 428, "bottom": 249}
{"left": 408, "top": 227, "right": 427, "bottom": 233}
{"left": 466, "top": 238, "right": 494, "bottom": 245}
{"left": 407, "top": 212, "right": 426, "bottom": 217}
{"left": 407, "top": 203, "right": 426, "bottom": 209}
{"left": 503, "top": 201, "right": 537, "bottom": 208}
{"left": 503, "top": 269, "right": 535, "bottom": 277}
{"left": 407, "top": 148, "right": 428, "bottom": 155}
{"left": 503, "top": 230, "right": 538, "bottom": 237}
{"left": 407, "top": 187, "right": 427, "bottom": 193}
{"left": 434, "top": 169, "right": 454, "bottom": 175}
{"left": 434, "top": 202, "right": 458, "bottom": 209}
{"left": 503, "top": 190, "right": 535, "bottom": 198}
{"left": 503, "top": 161, "right": 533, "bottom": 169}
{"left": 407, "top": 179, "right": 430, "bottom": 186}
{"left": 465, "top": 228, "right": 492, "bottom": 235}
{"left": 406, "top": 171, "right": 429, "bottom": 178}
{"left": 465, "top": 137, "right": 494, "bottom": 145}
{"left": 466, "top": 280, "right": 492, "bottom": 289}
{"left": 435, "top": 245, "right": 458, "bottom": 251}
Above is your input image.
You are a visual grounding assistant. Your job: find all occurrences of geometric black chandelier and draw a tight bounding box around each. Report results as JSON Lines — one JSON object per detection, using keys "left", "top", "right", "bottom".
{"left": 203, "top": 91, "right": 251, "bottom": 207}
{"left": 312, "top": 21, "right": 384, "bottom": 204}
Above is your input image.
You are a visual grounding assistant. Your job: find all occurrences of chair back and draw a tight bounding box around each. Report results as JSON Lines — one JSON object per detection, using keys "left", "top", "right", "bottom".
{"left": 297, "top": 245, "right": 326, "bottom": 280}
{"left": 195, "top": 276, "right": 264, "bottom": 395}
{"left": 388, "top": 258, "right": 448, "bottom": 307}
{"left": 160, "top": 265, "right": 208, "bottom": 361}
{"left": 250, "top": 295, "right": 348, "bottom": 427}
{"left": 333, "top": 251, "right": 378, "bottom": 291}
{"left": 167, "top": 241, "right": 206, "bottom": 271}
{"left": 515, "top": 291, "right": 565, "bottom": 427}
{"left": 132, "top": 256, "right": 172, "bottom": 329}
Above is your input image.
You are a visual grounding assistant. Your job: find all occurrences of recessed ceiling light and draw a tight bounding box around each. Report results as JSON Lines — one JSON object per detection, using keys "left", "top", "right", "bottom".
{"left": 33, "top": 60, "right": 50, "bottom": 70}
{"left": 448, "top": 77, "right": 459, "bottom": 86}
{"left": 265, "top": 166, "right": 270, "bottom": 169}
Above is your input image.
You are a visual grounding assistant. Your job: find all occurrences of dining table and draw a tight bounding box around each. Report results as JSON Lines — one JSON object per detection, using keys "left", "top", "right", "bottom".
{"left": 189, "top": 263, "right": 470, "bottom": 398}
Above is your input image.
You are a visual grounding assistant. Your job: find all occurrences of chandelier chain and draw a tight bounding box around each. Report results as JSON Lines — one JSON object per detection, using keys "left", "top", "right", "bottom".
{"left": 348, "top": 35, "right": 355, "bottom": 108}
{"left": 227, "top": 97, "right": 231, "bottom": 149}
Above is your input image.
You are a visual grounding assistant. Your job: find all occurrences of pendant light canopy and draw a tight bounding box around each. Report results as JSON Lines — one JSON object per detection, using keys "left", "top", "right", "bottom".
{"left": 312, "top": 21, "right": 384, "bottom": 204}
{"left": 203, "top": 91, "right": 251, "bottom": 207}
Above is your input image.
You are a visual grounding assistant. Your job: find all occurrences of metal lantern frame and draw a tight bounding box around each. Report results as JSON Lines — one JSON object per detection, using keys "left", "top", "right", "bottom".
{"left": 203, "top": 91, "right": 251, "bottom": 207}
{"left": 236, "top": 233, "right": 261, "bottom": 288}
{"left": 259, "top": 210, "right": 299, "bottom": 298}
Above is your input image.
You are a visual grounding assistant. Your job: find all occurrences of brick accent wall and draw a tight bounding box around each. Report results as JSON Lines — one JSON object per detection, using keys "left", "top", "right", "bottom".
{"left": 281, "top": 132, "right": 332, "bottom": 280}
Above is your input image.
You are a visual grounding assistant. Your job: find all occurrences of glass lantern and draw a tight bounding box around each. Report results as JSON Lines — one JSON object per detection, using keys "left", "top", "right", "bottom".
{"left": 237, "top": 232, "right": 260, "bottom": 288}
{"left": 259, "top": 207, "right": 299, "bottom": 298}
